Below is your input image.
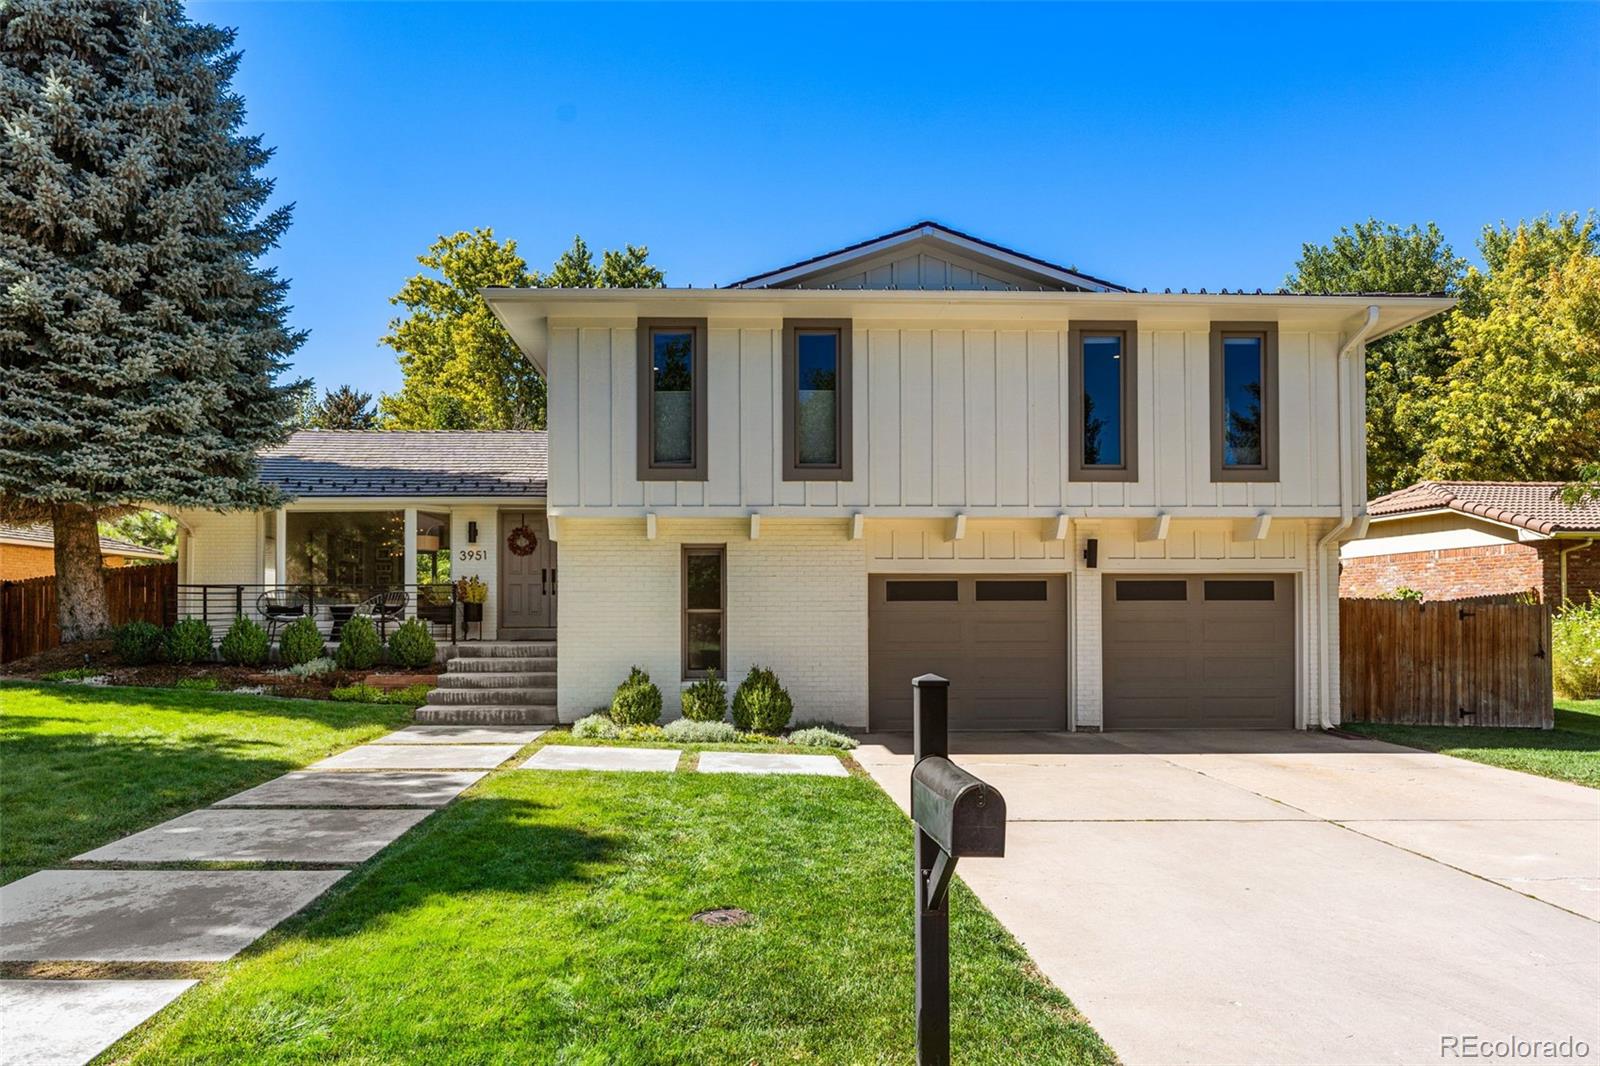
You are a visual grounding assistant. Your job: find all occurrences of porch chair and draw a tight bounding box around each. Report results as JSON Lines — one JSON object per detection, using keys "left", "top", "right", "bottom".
{"left": 354, "top": 589, "right": 409, "bottom": 640}
{"left": 256, "top": 588, "right": 310, "bottom": 645}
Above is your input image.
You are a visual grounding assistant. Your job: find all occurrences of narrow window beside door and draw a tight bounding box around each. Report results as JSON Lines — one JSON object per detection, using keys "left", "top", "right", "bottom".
{"left": 782, "top": 319, "right": 852, "bottom": 480}
{"left": 682, "top": 545, "right": 725, "bottom": 678}
{"left": 637, "top": 318, "right": 708, "bottom": 481}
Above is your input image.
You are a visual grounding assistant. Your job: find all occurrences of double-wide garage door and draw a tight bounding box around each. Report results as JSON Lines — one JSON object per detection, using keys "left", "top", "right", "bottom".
{"left": 868, "top": 575, "right": 1068, "bottom": 731}
{"left": 1102, "top": 574, "right": 1296, "bottom": 729}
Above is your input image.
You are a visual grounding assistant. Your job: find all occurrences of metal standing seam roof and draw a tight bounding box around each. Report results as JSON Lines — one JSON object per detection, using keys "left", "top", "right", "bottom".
{"left": 1366, "top": 481, "right": 1600, "bottom": 536}
{"left": 0, "top": 523, "right": 169, "bottom": 559}
{"left": 257, "top": 431, "right": 548, "bottom": 498}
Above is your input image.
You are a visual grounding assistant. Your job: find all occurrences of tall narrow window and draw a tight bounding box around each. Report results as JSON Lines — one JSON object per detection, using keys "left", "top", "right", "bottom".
{"left": 682, "top": 545, "right": 725, "bottom": 678}
{"left": 637, "top": 318, "right": 707, "bottom": 481}
{"left": 783, "top": 319, "right": 852, "bottom": 480}
{"left": 1068, "top": 322, "right": 1137, "bottom": 482}
{"left": 1209, "top": 322, "right": 1279, "bottom": 482}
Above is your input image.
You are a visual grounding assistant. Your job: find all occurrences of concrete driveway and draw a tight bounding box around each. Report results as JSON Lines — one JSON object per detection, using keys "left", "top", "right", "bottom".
{"left": 855, "top": 730, "right": 1600, "bottom": 1065}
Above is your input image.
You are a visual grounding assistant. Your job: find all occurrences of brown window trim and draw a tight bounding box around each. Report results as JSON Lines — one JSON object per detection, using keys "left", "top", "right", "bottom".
{"left": 781, "top": 319, "right": 853, "bottom": 481}
{"left": 681, "top": 544, "right": 726, "bottom": 680}
{"left": 637, "top": 318, "right": 709, "bottom": 482}
{"left": 1209, "top": 321, "right": 1280, "bottom": 483}
{"left": 1067, "top": 321, "right": 1138, "bottom": 483}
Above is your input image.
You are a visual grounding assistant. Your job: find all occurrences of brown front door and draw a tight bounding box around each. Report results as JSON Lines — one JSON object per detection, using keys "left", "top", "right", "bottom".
{"left": 498, "top": 511, "right": 556, "bottom": 633}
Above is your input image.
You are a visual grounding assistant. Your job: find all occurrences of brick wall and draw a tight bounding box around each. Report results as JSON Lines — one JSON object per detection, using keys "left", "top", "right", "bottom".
{"left": 1339, "top": 542, "right": 1544, "bottom": 601}
{"left": 1538, "top": 539, "right": 1600, "bottom": 606}
{"left": 556, "top": 517, "right": 868, "bottom": 726}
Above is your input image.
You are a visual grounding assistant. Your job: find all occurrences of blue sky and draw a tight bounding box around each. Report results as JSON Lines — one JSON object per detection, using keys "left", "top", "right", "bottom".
{"left": 191, "top": 1, "right": 1600, "bottom": 400}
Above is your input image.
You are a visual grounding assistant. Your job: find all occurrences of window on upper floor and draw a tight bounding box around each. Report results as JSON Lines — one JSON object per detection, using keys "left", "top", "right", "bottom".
{"left": 1068, "top": 322, "right": 1137, "bottom": 482}
{"left": 637, "top": 318, "right": 708, "bottom": 481}
{"left": 782, "top": 319, "right": 853, "bottom": 481}
{"left": 1210, "top": 321, "right": 1279, "bottom": 482}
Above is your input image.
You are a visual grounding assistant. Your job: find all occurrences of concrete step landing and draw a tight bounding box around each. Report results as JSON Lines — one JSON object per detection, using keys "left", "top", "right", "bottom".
{"left": 418, "top": 642, "right": 557, "bottom": 725}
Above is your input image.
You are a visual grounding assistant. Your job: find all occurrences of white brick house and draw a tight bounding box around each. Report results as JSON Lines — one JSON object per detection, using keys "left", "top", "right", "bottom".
{"left": 175, "top": 222, "right": 1453, "bottom": 731}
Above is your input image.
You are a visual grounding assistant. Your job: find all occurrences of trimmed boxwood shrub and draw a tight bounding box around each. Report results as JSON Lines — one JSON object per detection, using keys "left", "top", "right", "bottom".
{"left": 164, "top": 618, "right": 214, "bottom": 665}
{"left": 386, "top": 619, "right": 437, "bottom": 669}
{"left": 335, "top": 615, "right": 381, "bottom": 670}
{"left": 113, "top": 620, "right": 165, "bottom": 665}
{"left": 278, "top": 616, "right": 325, "bottom": 666}
{"left": 731, "top": 665, "right": 793, "bottom": 734}
{"left": 680, "top": 668, "right": 727, "bottom": 722}
{"left": 219, "top": 616, "right": 270, "bottom": 667}
{"left": 611, "top": 666, "right": 663, "bottom": 726}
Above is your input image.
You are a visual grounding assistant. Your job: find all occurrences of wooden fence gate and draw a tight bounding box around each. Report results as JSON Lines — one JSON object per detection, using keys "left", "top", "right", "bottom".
{"left": 0, "top": 562, "right": 177, "bottom": 664}
{"left": 1340, "top": 597, "right": 1554, "bottom": 728}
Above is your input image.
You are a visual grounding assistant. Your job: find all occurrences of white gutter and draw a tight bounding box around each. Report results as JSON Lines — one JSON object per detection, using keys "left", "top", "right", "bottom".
{"left": 1314, "top": 305, "right": 1382, "bottom": 729}
{"left": 1559, "top": 537, "right": 1597, "bottom": 605}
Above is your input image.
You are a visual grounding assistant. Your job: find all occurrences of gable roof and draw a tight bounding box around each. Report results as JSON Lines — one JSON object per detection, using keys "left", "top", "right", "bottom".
{"left": 1367, "top": 481, "right": 1600, "bottom": 536}
{"left": 724, "top": 220, "right": 1130, "bottom": 293}
{"left": 259, "top": 431, "right": 547, "bottom": 498}
{"left": 0, "top": 523, "right": 169, "bottom": 560}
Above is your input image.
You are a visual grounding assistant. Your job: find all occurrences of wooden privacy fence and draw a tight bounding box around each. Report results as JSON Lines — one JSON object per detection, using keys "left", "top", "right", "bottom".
{"left": 1341, "top": 597, "right": 1554, "bottom": 728}
{"left": 0, "top": 562, "right": 176, "bottom": 664}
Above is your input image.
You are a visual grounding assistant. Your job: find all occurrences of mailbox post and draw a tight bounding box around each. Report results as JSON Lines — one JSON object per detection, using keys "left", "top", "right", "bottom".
{"left": 910, "top": 673, "right": 1006, "bottom": 1066}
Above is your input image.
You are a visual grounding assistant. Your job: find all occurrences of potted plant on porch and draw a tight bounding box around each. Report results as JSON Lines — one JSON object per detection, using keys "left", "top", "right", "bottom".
{"left": 455, "top": 576, "right": 487, "bottom": 639}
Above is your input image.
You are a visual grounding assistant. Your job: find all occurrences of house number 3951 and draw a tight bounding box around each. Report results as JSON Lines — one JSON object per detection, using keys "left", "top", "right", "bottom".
{"left": 457, "top": 549, "right": 488, "bottom": 562}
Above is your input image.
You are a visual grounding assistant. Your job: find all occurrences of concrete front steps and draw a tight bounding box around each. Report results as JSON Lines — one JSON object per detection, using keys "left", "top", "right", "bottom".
{"left": 414, "top": 642, "right": 557, "bottom": 725}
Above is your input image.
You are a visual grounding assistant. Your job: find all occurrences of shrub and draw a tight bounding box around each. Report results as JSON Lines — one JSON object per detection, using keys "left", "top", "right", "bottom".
{"left": 331, "top": 683, "right": 383, "bottom": 703}
{"left": 731, "top": 665, "right": 793, "bottom": 734}
{"left": 664, "top": 718, "right": 738, "bottom": 743}
{"left": 164, "top": 618, "right": 214, "bottom": 664}
{"left": 573, "top": 713, "right": 620, "bottom": 739}
{"left": 1553, "top": 596, "right": 1600, "bottom": 699}
{"left": 334, "top": 615, "right": 380, "bottom": 670}
{"left": 611, "top": 666, "right": 663, "bottom": 726}
{"left": 219, "top": 616, "right": 270, "bottom": 666}
{"left": 618, "top": 723, "right": 667, "bottom": 742}
{"left": 42, "top": 668, "right": 99, "bottom": 682}
{"left": 286, "top": 656, "right": 337, "bottom": 678}
{"left": 1380, "top": 587, "right": 1425, "bottom": 602}
{"left": 385, "top": 682, "right": 433, "bottom": 706}
{"left": 680, "top": 669, "right": 727, "bottom": 722}
{"left": 386, "top": 619, "right": 437, "bottom": 668}
{"left": 113, "top": 620, "right": 165, "bottom": 665}
{"left": 278, "top": 617, "right": 325, "bottom": 666}
{"left": 787, "top": 726, "right": 858, "bottom": 750}
{"left": 174, "top": 677, "right": 219, "bottom": 692}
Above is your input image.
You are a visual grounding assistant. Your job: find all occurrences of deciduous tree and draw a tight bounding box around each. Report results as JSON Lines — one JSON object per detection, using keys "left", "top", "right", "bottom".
{"left": 0, "top": 1, "right": 304, "bottom": 639}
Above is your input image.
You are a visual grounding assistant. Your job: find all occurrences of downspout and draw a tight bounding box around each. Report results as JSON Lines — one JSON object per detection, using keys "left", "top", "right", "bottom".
{"left": 1314, "top": 305, "right": 1382, "bottom": 729}
{"left": 1559, "top": 537, "right": 1596, "bottom": 606}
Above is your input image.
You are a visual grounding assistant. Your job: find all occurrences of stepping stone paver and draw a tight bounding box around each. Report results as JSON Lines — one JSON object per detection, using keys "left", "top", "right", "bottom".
{"left": 75, "top": 808, "right": 431, "bottom": 864}
{"left": 310, "top": 743, "right": 522, "bottom": 770}
{"left": 376, "top": 724, "right": 548, "bottom": 745}
{"left": 0, "top": 870, "right": 345, "bottom": 962}
{"left": 213, "top": 770, "right": 486, "bottom": 808}
{"left": 519, "top": 746, "right": 681, "bottom": 772}
{"left": 697, "top": 752, "right": 849, "bottom": 777}
{"left": 0, "top": 979, "right": 196, "bottom": 1066}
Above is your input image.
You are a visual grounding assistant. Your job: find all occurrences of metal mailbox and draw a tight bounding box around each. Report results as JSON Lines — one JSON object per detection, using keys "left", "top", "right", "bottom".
{"left": 911, "top": 757, "right": 1006, "bottom": 858}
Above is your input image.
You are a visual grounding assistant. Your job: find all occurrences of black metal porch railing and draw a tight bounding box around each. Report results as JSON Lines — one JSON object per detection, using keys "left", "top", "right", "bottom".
{"left": 168, "top": 583, "right": 459, "bottom": 644}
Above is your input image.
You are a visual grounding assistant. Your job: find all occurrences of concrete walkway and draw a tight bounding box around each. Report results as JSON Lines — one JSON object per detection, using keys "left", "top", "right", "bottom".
{"left": 856, "top": 729, "right": 1600, "bottom": 1066}
{"left": 0, "top": 725, "right": 545, "bottom": 1064}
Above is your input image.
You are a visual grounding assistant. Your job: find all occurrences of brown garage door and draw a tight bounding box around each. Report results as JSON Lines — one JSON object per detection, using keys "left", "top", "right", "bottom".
{"left": 869, "top": 575, "right": 1068, "bottom": 731}
{"left": 1102, "top": 574, "right": 1295, "bottom": 729}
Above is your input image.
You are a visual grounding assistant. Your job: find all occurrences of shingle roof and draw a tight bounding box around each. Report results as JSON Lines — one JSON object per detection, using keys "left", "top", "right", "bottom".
{"left": 258, "top": 431, "right": 548, "bottom": 498}
{"left": 0, "top": 523, "right": 169, "bottom": 559}
{"left": 1367, "top": 481, "right": 1600, "bottom": 536}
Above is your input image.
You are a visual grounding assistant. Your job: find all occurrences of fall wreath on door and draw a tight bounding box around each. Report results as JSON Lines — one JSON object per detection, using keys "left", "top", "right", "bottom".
{"left": 506, "top": 525, "right": 539, "bottom": 556}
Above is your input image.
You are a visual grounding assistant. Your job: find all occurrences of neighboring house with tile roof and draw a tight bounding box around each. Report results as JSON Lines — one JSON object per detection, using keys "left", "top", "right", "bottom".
{"left": 173, "top": 221, "right": 1456, "bottom": 731}
{"left": 0, "top": 523, "right": 170, "bottom": 581}
{"left": 1340, "top": 481, "right": 1600, "bottom": 605}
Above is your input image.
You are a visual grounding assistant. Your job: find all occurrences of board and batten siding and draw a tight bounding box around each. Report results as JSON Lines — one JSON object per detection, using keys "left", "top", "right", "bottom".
{"left": 548, "top": 324, "right": 1349, "bottom": 515}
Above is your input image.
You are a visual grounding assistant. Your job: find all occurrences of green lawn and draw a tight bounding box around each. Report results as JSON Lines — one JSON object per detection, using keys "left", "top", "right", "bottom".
{"left": 0, "top": 682, "right": 413, "bottom": 883}
{"left": 1346, "top": 699, "right": 1600, "bottom": 788}
{"left": 109, "top": 766, "right": 1110, "bottom": 1064}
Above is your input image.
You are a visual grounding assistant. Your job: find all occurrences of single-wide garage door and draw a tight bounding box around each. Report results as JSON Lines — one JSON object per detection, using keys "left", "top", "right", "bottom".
{"left": 1103, "top": 574, "right": 1295, "bottom": 729}
{"left": 869, "top": 575, "right": 1068, "bottom": 731}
